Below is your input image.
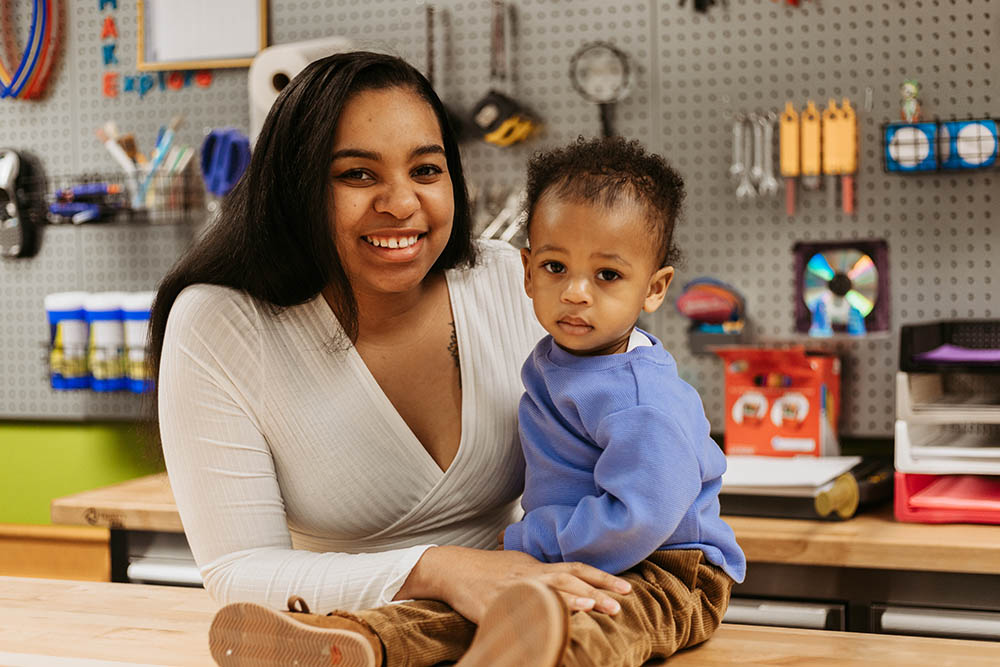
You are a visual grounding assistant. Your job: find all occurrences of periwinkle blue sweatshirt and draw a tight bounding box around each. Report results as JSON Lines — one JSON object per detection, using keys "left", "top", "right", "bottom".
{"left": 503, "top": 330, "right": 746, "bottom": 582}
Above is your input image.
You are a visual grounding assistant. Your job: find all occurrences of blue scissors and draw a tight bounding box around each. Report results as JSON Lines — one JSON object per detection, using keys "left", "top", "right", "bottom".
{"left": 200, "top": 128, "right": 251, "bottom": 197}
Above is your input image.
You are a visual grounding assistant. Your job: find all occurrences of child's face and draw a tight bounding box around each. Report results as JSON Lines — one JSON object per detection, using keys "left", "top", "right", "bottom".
{"left": 521, "top": 196, "right": 674, "bottom": 356}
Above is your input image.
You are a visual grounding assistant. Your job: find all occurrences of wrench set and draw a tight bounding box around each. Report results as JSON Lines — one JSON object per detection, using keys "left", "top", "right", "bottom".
{"left": 730, "top": 112, "right": 781, "bottom": 202}
{"left": 731, "top": 99, "right": 859, "bottom": 217}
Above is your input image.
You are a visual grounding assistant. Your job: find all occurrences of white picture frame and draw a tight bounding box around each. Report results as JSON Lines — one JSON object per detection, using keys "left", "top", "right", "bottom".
{"left": 137, "top": 0, "right": 268, "bottom": 71}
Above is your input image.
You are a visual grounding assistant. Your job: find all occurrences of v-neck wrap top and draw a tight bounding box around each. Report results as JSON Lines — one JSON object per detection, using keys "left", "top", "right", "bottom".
{"left": 159, "top": 240, "right": 545, "bottom": 613}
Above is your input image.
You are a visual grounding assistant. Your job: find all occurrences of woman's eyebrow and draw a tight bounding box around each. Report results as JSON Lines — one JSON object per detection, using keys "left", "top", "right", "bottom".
{"left": 331, "top": 148, "right": 380, "bottom": 161}
{"left": 330, "top": 145, "right": 445, "bottom": 162}
{"left": 411, "top": 144, "right": 445, "bottom": 158}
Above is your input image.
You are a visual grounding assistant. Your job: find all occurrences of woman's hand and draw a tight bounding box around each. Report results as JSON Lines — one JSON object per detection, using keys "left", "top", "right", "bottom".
{"left": 394, "top": 545, "right": 632, "bottom": 624}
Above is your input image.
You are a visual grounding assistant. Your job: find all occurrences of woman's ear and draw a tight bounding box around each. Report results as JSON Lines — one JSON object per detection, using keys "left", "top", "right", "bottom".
{"left": 520, "top": 247, "right": 534, "bottom": 298}
{"left": 643, "top": 266, "right": 674, "bottom": 313}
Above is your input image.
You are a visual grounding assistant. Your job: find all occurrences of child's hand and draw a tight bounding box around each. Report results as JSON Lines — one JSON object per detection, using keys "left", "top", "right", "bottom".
{"left": 497, "top": 528, "right": 505, "bottom": 550}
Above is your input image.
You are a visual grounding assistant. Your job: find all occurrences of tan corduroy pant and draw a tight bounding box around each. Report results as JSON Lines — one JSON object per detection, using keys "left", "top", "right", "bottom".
{"left": 351, "top": 549, "right": 734, "bottom": 667}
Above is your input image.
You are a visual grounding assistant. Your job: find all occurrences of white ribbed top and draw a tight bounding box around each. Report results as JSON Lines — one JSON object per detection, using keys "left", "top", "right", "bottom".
{"left": 159, "top": 240, "right": 544, "bottom": 612}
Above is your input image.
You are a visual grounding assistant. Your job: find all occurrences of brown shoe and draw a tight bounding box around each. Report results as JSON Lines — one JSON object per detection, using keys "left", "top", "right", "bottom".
{"left": 456, "top": 581, "right": 569, "bottom": 667}
{"left": 209, "top": 596, "right": 382, "bottom": 667}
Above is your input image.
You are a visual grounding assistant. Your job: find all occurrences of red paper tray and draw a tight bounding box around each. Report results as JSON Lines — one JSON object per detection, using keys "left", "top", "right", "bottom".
{"left": 895, "top": 471, "right": 1000, "bottom": 524}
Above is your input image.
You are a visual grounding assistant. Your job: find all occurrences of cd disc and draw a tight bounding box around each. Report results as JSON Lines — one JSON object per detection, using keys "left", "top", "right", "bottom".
{"left": 803, "top": 249, "right": 878, "bottom": 326}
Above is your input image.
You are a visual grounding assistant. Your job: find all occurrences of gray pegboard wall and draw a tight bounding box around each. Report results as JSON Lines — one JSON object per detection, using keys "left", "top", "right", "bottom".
{"left": 0, "top": 0, "right": 997, "bottom": 434}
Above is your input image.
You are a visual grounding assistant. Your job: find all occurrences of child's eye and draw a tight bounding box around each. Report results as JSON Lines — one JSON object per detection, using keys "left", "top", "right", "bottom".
{"left": 597, "top": 269, "right": 621, "bottom": 281}
{"left": 542, "top": 261, "right": 565, "bottom": 274}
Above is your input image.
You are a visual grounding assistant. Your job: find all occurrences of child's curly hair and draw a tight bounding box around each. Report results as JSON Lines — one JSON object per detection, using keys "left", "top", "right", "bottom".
{"left": 525, "top": 136, "right": 685, "bottom": 268}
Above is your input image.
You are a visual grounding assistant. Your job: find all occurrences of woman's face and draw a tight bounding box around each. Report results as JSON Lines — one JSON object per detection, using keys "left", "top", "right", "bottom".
{"left": 328, "top": 87, "right": 455, "bottom": 298}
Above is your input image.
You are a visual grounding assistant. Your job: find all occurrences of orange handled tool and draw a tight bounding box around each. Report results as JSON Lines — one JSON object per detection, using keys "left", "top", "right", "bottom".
{"left": 779, "top": 102, "right": 800, "bottom": 216}
{"left": 800, "top": 100, "right": 822, "bottom": 191}
{"left": 822, "top": 99, "right": 843, "bottom": 210}
{"left": 840, "top": 98, "right": 858, "bottom": 215}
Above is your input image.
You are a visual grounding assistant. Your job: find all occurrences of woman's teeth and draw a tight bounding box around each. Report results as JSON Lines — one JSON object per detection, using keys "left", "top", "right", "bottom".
{"left": 364, "top": 235, "right": 419, "bottom": 249}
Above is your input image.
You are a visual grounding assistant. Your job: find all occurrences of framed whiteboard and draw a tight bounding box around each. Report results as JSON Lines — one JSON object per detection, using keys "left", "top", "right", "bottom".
{"left": 137, "top": 0, "right": 268, "bottom": 71}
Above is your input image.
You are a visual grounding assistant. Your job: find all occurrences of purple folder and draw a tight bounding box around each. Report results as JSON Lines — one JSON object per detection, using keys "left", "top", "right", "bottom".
{"left": 913, "top": 344, "right": 1000, "bottom": 365}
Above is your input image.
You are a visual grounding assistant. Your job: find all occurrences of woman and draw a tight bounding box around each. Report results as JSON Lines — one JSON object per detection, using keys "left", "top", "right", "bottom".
{"left": 149, "top": 52, "right": 631, "bottom": 666}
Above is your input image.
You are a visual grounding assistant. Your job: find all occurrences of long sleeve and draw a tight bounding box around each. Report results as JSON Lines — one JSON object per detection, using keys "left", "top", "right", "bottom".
{"left": 159, "top": 286, "right": 431, "bottom": 613}
{"left": 504, "top": 405, "right": 702, "bottom": 574}
{"left": 507, "top": 333, "right": 745, "bottom": 582}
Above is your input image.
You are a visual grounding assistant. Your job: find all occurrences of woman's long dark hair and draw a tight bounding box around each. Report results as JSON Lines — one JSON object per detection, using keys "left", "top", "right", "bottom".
{"left": 143, "top": 52, "right": 475, "bottom": 460}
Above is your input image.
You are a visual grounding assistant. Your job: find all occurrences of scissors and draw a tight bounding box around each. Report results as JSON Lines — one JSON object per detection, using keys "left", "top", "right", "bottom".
{"left": 200, "top": 128, "right": 251, "bottom": 198}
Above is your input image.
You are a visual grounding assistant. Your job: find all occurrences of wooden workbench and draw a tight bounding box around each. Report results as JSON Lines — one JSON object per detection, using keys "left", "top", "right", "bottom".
{"left": 51, "top": 472, "right": 1000, "bottom": 575}
{"left": 2, "top": 576, "right": 998, "bottom": 666}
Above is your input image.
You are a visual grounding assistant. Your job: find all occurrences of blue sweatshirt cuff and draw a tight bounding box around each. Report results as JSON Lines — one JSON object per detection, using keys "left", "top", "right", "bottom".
{"left": 503, "top": 522, "right": 526, "bottom": 554}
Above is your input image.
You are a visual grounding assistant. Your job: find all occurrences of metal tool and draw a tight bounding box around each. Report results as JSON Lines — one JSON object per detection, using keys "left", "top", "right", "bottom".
{"left": 425, "top": 3, "right": 467, "bottom": 140}
{"left": 735, "top": 120, "right": 757, "bottom": 200}
{"left": 749, "top": 113, "right": 765, "bottom": 185}
{"left": 822, "top": 99, "right": 841, "bottom": 210}
{"left": 729, "top": 113, "right": 746, "bottom": 181}
{"left": 800, "top": 100, "right": 822, "bottom": 190}
{"left": 570, "top": 41, "right": 632, "bottom": 138}
{"left": 470, "top": 1, "right": 538, "bottom": 147}
{"left": 840, "top": 99, "right": 858, "bottom": 215}
{"left": 779, "top": 102, "right": 800, "bottom": 215}
{"left": 758, "top": 112, "right": 780, "bottom": 197}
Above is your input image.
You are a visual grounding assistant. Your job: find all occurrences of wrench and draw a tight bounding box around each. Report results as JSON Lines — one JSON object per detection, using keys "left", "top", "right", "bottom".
{"left": 735, "top": 119, "right": 757, "bottom": 200}
{"left": 758, "top": 112, "right": 780, "bottom": 197}
{"left": 749, "top": 113, "right": 765, "bottom": 185}
{"left": 729, "top": 113, "right": 746, "bottom": 181}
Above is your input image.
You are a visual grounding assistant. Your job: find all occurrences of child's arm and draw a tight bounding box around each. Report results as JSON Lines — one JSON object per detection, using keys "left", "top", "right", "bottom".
{"left": 504, "top": 404, "right": 706, "bottom": 574}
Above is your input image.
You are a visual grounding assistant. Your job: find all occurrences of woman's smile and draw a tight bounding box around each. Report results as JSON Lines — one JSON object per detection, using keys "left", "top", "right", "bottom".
{"left": 361, "top": 230, "right": 428, "bottom": 262}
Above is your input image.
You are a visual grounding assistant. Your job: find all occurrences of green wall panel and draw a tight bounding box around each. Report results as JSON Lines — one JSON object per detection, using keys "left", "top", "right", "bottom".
{"left": 0, "top": 422, "right": 162, "bottom": 525}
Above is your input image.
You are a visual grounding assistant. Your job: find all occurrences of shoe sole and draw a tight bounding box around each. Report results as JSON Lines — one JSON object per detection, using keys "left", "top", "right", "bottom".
{"left": 209, "top": 602, "right": 376, "bottom": 667}
{"left": 457, "top": 581, "right": 569, "bottom": 667}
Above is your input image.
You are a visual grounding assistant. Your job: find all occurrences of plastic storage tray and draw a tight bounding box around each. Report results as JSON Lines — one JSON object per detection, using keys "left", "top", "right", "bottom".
{"left": 895, "top": 372, "right": 1000, "bottom": 424}
{"left": 895, "top": 471, "right": 1000, "bottom": 525}
{"left": 895, "top": 421, "right": 1000, "bottom": 476}
{"left": 899, "top": 320, "right": 1000, "bottom": 373}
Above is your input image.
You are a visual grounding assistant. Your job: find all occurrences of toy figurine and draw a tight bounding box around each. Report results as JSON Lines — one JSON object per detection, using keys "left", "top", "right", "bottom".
{"left": 900, "top": 79, "right": 921, "bottom": 122}
{"left": 847, "top": 305, "right": 867, "bottom": 336}
{"left": 808, "top": 300, "right": 833, "bottom": 337}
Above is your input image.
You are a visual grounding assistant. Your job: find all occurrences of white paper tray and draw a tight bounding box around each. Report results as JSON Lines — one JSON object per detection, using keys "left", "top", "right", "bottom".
{"left": 895, "top": 420, "right": 1000, "bottom": 475}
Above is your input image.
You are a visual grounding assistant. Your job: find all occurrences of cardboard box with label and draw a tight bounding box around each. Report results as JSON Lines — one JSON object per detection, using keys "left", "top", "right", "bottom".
{"left": 714, "top": 347, "right": 840, "bottom": 457}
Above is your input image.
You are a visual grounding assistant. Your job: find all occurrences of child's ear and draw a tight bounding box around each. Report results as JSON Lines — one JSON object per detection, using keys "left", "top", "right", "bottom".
{"left": 643, "top": 266, "right": 674, "bottom": 313}
{"left": 520, "top": 247, "right": 534, "bottom": 298}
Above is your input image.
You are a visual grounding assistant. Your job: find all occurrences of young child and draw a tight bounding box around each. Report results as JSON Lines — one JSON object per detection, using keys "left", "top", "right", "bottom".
{"left": 500, "top": 136, "right": 746, "bottom": 665}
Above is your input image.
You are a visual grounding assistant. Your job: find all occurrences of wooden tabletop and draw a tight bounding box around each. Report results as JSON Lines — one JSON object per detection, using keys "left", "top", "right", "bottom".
{"left": 2, "top": 576, "right": 998, "bottom": 666}
{"left": 52, "top": 473, "right": 1000, "bottom": 575}
{"left": 727, "top": 508, "right": 1000, "bottom": 575}
{"left": 51, "top": 473, "right": 184, "bottom": 533}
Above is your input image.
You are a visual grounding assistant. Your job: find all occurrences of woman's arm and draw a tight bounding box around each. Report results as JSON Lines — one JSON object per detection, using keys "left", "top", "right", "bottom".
{"left": 160, "top": 286, "right": 432, "bottom": 613}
